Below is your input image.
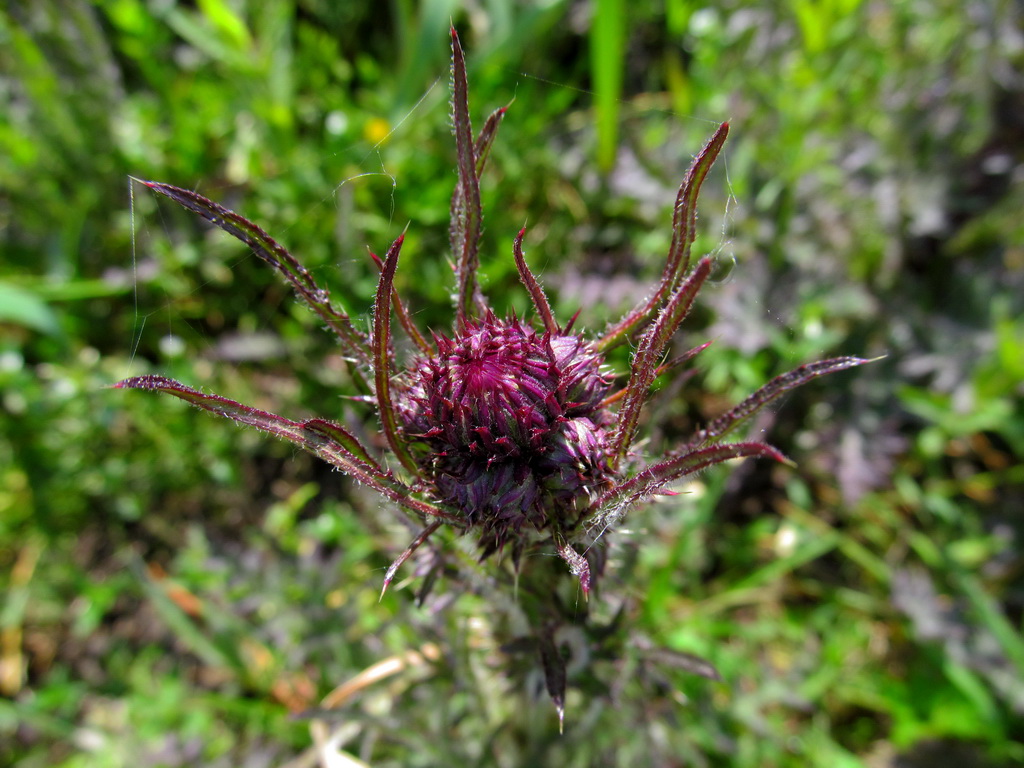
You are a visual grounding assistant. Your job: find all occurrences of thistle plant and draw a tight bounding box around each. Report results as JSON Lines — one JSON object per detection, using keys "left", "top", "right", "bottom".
{"left": 117, "top": 29, "right": 867, "bottom": 722}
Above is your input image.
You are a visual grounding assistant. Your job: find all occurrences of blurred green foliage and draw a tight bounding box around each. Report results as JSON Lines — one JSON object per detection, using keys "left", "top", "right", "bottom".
{"left": 2, "top": 1, "right": 1023, "bottom": 766}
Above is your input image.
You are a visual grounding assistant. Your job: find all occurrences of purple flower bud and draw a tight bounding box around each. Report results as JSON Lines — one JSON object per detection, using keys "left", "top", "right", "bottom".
{"left": 396, "top": 312, "right": 613, "bottom": 549}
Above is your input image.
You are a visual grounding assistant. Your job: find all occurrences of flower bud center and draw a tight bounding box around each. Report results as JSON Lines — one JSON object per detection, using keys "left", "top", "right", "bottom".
{"left": 396, "top": 314, "right": 612, "bottom": 544}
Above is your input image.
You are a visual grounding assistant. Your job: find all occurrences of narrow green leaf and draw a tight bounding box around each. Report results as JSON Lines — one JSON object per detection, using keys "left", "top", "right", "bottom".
{"left": 135, "top": 562, "right": 241, "bottom": 672}
{"left": 381, "top": 521, "right": 443, "bottom": 599}
{"left": 590, "top": 0, "right": 626, "bottom": 172}
{"left": 449, "top": 27, "right": 486, "bottom": 326}
{"left": 598, "top": 123, "right": 729, "bottom": 352}
{"left": 114, "top": 375, "right": 459, "bottom": 522}
{"left": 197, "top": 0, "right": 252, "bottom": 50}
{"left": 512, "top": 228, "right": 558, "bottom": 334}
{"left": 0, "top": 282, "right": 61, "bottom": 335}
{"left": 372, "top": 234, "right": 421, "bottom": 477}
{"left": 610, "top": 257, "right": 713, "bottom": 467}
{"left": 141, "top": 180, "right": 372, "bottom": 371}
{"left": 696, "top": 356, "right": 875, "bottom": 444}
{"left": 592, "top": 441, "right": 787, "bottom": 528}
{"left": 369, "top": 248, "right": 432, "bottom": 355}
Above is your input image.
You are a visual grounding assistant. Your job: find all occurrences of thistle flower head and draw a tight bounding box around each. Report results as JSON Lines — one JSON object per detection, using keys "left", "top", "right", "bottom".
{"left": 397, "top": 312, "right": 613, "bottom": 551}
{"left": 115, "top": 28, "right": 870, "bottom": 723}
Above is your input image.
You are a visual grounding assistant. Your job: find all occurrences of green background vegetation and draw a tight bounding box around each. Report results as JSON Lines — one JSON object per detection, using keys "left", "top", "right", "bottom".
{"left": 2, "top": 0, "right": 1023, "bottom": 765}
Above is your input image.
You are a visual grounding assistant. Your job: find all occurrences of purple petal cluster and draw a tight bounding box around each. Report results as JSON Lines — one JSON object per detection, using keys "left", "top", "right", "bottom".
{"left": 396, "top": 312, "right": 613, "bottom": 550}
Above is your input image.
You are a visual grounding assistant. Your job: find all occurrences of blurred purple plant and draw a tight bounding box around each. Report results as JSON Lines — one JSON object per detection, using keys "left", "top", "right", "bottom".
{"left": 117, "top": 29, "right": 867, "bottom": 721}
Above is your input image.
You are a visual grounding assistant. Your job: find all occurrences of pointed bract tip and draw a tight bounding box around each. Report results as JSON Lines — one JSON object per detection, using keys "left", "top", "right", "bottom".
{"left": 760, "top": 444, "right": 794, "bottom": 467}
{"left": 114, "top": 375, "right": 171, "bottom": 391}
